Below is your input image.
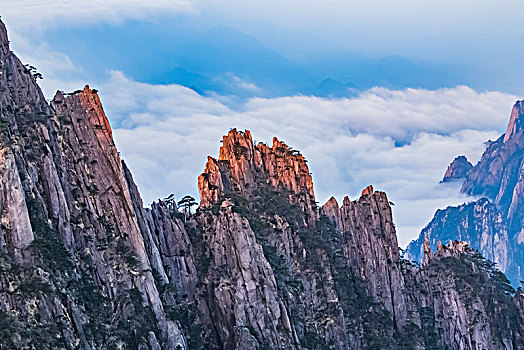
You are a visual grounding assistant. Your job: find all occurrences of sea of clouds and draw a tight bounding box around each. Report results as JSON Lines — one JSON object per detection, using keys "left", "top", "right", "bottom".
{"left": 2, "top": 0, "right": 520, "bottom": 246}
{"left": 89, "top": 71, "right": 515, "bottom": 246}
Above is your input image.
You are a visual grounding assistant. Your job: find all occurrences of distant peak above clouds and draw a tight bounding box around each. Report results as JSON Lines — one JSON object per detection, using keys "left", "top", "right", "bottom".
{"left": 441, "top": 155, "right": 473, "bottom": 183}
{"left": 503, "top": 100, "right": 524, "bottom": 143}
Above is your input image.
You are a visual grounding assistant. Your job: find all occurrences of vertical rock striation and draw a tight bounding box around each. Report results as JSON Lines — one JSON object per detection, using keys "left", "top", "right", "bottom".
{"left": 321, "top": 190, "right": 408, "bottom": 330}
{"left": 0, "top": 19, "right": 186, "bottom": 349}
{"left": 405, "top": 198, "right": 510, "bottom": 275}
{"left": 191, "top": 128, "right": 524, "bottom": 349}
{"left": 402, "top": 241, "right": 523, "bottom": 350}
{"left": 461, "top": 101, "right": 524, "bottom": 236}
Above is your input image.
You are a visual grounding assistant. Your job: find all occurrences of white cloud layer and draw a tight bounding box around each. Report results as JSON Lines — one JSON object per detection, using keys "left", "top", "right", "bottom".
{"left": 85, "top": 71, "right": 518, "bottom": 247}
{"left": 1, "top": 1, "right": 522, "bottom": 248}
{"left": 0, "top": 0, "right": 196, "bottom": 30}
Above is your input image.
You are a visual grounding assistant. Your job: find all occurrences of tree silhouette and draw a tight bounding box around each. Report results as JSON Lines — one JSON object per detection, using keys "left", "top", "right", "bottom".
{"left": 177, "top": 195, "right": 198, "bottom": 221}
{"left": 163, "top": 193, "right": 176, "bottom": 211}
{"left": 24, "top": 64, "right": 43, "bottom": 80}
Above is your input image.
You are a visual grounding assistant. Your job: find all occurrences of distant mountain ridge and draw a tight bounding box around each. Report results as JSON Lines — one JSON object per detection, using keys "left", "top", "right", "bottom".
{"left": 46, "top": 22, "right": 468, "bottom": 99}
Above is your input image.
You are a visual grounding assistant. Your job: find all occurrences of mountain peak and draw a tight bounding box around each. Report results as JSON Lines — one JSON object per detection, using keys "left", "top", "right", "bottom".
{"left": 442, "top": 155, "right": 473, "bottom": 182}
{"left": 324, "top": 196, "right": 340, "bottom": 208}
{"left": 361, "top": 184, "right": 374, "bottom": 196}
{"left": 52, "top": 84, "right": 114, "bottom": 141}
{"left": 503, "top": 100, "right": 524, "bottom": 143}
{"left": 218, "top": 128, "right": 254, "bottom": 163}
{"left": 2, "top": 17, "right": 523, "bottom": 350}
{"left": 198, "top": 128, "right": 318, "bottom": 223}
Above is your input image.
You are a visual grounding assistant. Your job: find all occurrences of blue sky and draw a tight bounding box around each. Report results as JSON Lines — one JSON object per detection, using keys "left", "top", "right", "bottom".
{"left": 1, "top": 0, "right": 522, "bottom": 246}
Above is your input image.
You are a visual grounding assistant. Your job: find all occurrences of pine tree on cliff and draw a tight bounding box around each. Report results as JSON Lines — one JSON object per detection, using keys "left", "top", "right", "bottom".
{"left": 178, "top": 195, "right": 197, "bottom": 220}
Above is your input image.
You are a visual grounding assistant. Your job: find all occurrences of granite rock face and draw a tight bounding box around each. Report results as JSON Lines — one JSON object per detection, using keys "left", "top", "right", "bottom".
{"left": 409, "top": 100, "right": 524, "bottom": 285}
{"left": 0, "top": 18, "right": 523, "bottom": 350}
{"left": 503, "top": 101, "right": 524, "bottom": 143}
{"left": 321, "top": 191, "right": 408, "bottom": 330}
{"left": 460, "top": 101, "right": 524, "bottom": 281}
{"left": 461, "top": 101, "right": 524, "bottom": 217}
{"left": 0, "top": 20, "right": 185, "bottom": 349}
{"left": 402, "top": 241, "right": 524, "bottom": 350}
{"left": 461, "top": 101, "right": 524, "bottom": 231}
{"left": 198, "top": 129, "right": 318, "bottom": 225}
{"left": 405, "top": 198, "right": 511, "bottom": 277}
{"left": 188, "top": 127, "right": 524, "bottom": 349}
{"left": 442, "top": 155, "right": 473, "bottom": 182}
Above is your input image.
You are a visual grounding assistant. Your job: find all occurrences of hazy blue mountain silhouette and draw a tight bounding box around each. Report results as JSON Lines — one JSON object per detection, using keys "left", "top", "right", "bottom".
{"left": 46, "top": 21, "right": 467, "bottom": 98}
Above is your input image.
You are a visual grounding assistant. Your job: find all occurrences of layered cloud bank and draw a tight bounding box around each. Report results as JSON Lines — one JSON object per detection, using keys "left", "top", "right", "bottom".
{"left": 0, "top": 0, "right": 196, "bottom": 29}
{"left": 83, "top": 71, "right": 516, "bottom": 246}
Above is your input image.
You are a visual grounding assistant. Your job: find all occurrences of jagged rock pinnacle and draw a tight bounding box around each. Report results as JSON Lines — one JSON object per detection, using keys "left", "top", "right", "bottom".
{"left": 504, "top": 100, "right": 524, "bottom": 143}
{"left": 423, "top": 237, "right": 433, "bottom": 265}
{"left": 361, "top": 185, "right": 374, "bottom": 196}
{"left": 198, "top": 128, "right": 318, "bottom": 224}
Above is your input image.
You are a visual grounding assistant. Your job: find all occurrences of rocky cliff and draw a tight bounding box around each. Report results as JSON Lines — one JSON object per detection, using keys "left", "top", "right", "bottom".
{"left": 0, "top": 20, "right": 185, "bottom": 349}
{"left": 405, "top": 198, "right": 511, "bottom": 275}
{"left": 403, "top": 240, "right": 524, "bottom": 349}
{"left": 185, "top": 128, "right": 524, "bottom": 349}
{"left": 408, "top": 100, "right": 524, "bottom": 285}
{"left": 461, "top": 100, "right": 524, "bottom": 251}
{"left": 321, "top": 187, "right": 408, "bottom": 330}
{"left": 0, "top": 19, "right": 523, "bottom": 350}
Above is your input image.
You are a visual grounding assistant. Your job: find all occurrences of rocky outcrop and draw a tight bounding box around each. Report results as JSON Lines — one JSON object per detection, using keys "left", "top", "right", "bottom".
{"left": 409, "top": 100, "right": 524, "bottom": 286}
{"left": 442, "top": 155, "right": 473, "bottom": 182}
{"left": 198, "top": 129, "right": 318, "bottom": 225}
{"left": 191, "top": 128, "right": 524, "bottom": 349}
{"left": 405, "top": 198, "right": 512, "bottom": 277}
{"left": 321, "top": 190, "right": 408, "bottom": 330}
{"left": 402, "top": 241, "right": 523, "bottom": 350}
{"left": 194, "top": 132, "right": 406, "bottom": 349}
